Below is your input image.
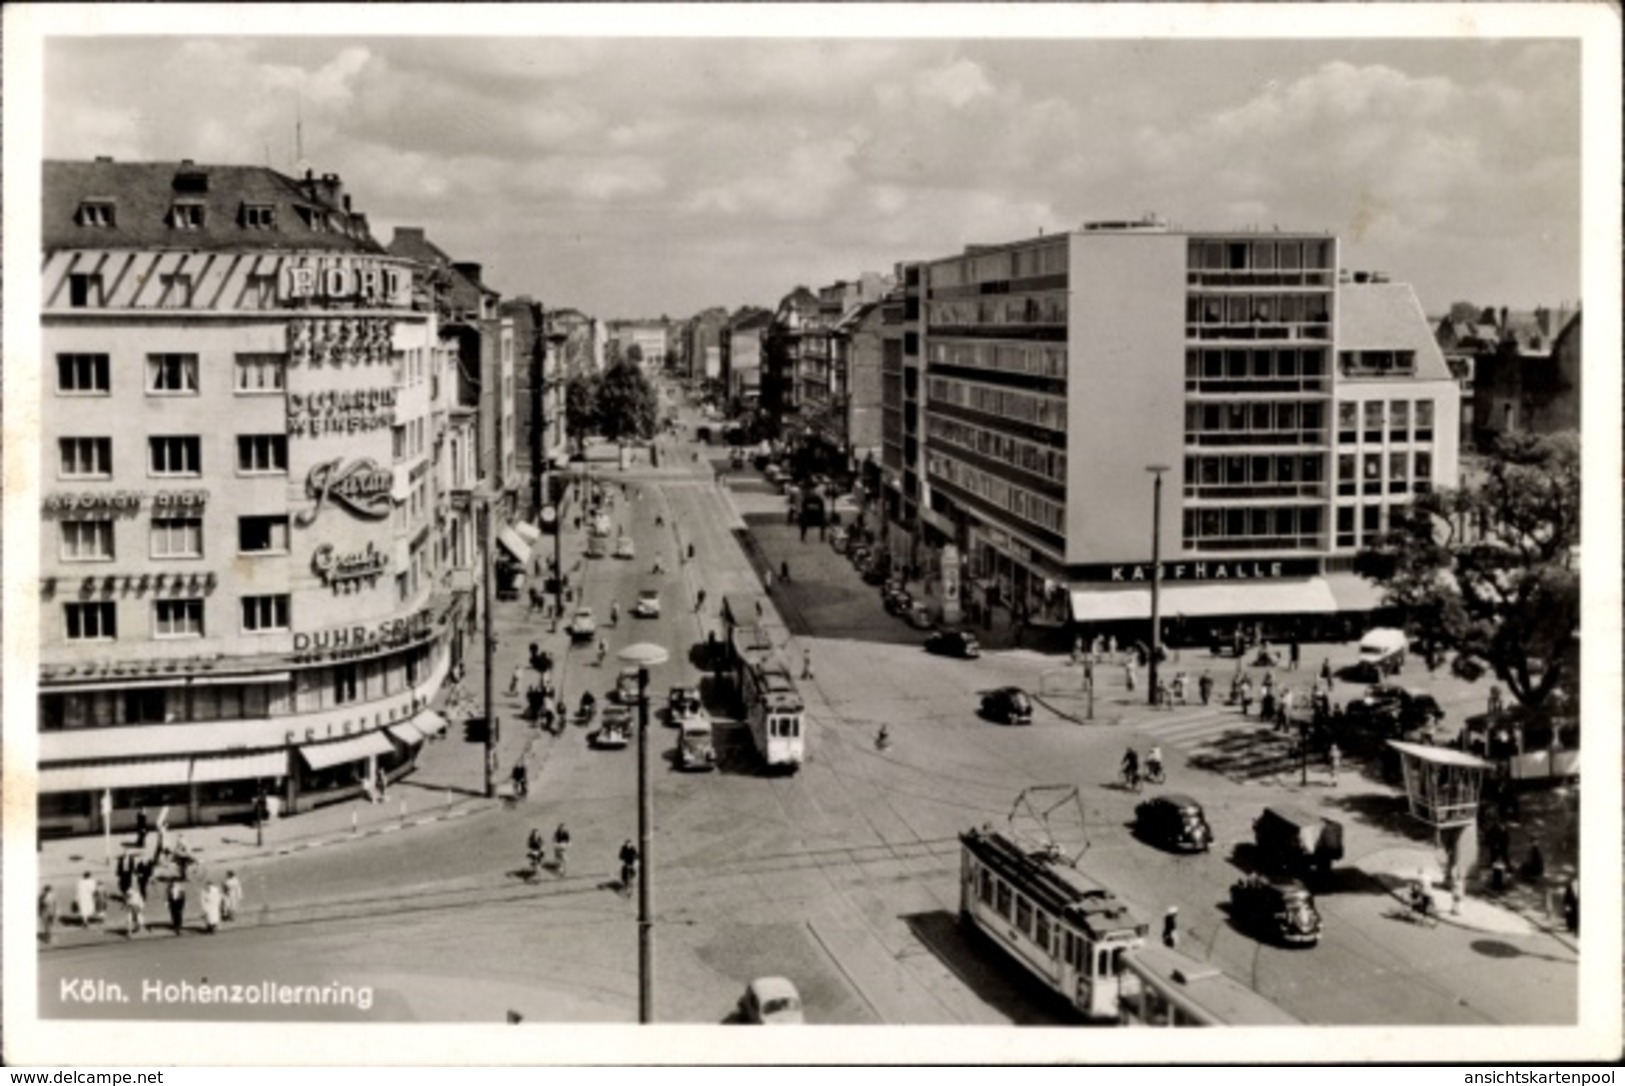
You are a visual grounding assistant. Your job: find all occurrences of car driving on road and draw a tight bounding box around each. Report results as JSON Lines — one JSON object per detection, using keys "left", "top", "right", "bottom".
{"left": 1228, "top": 875, "right": 1322, "bottom": 947}
{"left": 738, "top": 977, "right": 804, "bottom": 1025}
{"left": 980, "top": 686, "right": 1033, "bottom": 725}
{"left": 614, "top": 535, "right": 636, "bottom": 560}
{"left": 925, "top": 629, "right": 981, "bottom": 659}
{"left": 1134, "top": 794, "right": 1213, "bottom": 853}
{"left": 1344, "top": 684, "right": 1445, "bottom": 736}
{"left": 567, "top": 607, "right": 597, "bottom": 642}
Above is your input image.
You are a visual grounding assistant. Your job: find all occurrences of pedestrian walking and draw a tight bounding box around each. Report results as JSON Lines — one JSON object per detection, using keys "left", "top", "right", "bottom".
{"left": 696, "top": 588, "right": 707, "bottom": 613}
{"left": 780, "top": 560, "right": 790, "bottom": 583}
{"left": 134, "top": 807, "right": 151, "bottom": 850}
{"left": 596, "top": 638, "right": 607, "bottom": 667}
{"left": 116, "top": 852, "right": 133, "bottom": 901}
{"left": 1156, "top": 678, "right": 1171, "bottom": 709}
{"left": 1288, "top": 637, "right": 1300, "bottom": 671}
{"left": 802, "top": 649, "right": 813, "bottom": 681}
{"left": 1238, "top": 677, "right": 1253, "bottom": 716}
{"left": 201, "top": 881, "right": 223, "bottom": 933}
{"left": 124, "top": 883, "right": 145, "bottom": 937}
{"left": 618, "top": 840, "right": 640, "bottom": 892}
{"left": 38, "top": 885, "right": 58, "bottom": 945}
{"left": 1327, "top": 742, "right": 1341, "bottom": 786}
{"left": 1162, "top": 906, "right": 1180, "bottom": 949}
{"left": 1198, "top": 671, "right": 1214, "bottom": 706}
{"left": 508, "top": 663, "right": 525, "bottom": 696}
{"left": 1107, "top": 635, "right": 1117, "bottom": 661}
{"left": 1319, "top": 657, "right": 1332, "bottom": 685}
{"left": 167, "top": 880, "right": 187, "bottom": 935}
{"left": 1278, "top": 688, "right": 1295, "bottom": 732}
{"left": 76, "top": 870, "right": 99, "bottom": 927}
{"left": 1124, "top": 660, "right": 1136, "bottom": 692}
{"left": 136, "top": 859, "right": 153, "bottom": 902}
{"left": 222, "top": 871, "right": 242, "bottom": 922}
{"left": 1072, "top": 638, "right": 1084, "bottom": 668}
{"left": 553, "top": 823, "right": 571, "bottom": 875}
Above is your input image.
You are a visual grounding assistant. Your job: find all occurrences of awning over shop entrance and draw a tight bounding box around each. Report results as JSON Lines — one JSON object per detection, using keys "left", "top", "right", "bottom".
{"left": 188, "top": 750, "right": 289, "bottom": 784}
{"left": 496, "top": 525, "right": 532, "bottom": 565}
{"left": 387, "top": 722, "right": 425, "bottom": 746}
{"left": 1325, "top": 573, "right": 1387, "bottom": 612}
{"left": 414, "top": 709, "right": 450, "bottom": 737}
{"left": 1070, "top": 578, "right": 1339, "bottom": 623}
{"left": 297, "top": 729, "right": 395, "bottom": 772}
{"left": 40, "top": 758, "right": 195, "bottom": 794}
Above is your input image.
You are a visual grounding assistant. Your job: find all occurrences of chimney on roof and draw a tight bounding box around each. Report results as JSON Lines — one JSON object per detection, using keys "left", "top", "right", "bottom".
{"left": 181, "top": 158, "right": 194, "bottom": 166}
{"left": 343, "top": 195, "right": 352, "bottom": 212}
{"left": 1499, "top": 306, "right": 1508, "bottom": 330}
{"left": 95, "top": 155, "right": 113, "bottom": 163}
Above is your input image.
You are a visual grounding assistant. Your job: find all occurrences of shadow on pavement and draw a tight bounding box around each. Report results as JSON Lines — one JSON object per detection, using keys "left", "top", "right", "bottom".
{"left": 900, "top": 910, "right": 1087, "bottom": 1027}
{"left": 1320, "top": 790, "right": 1436, "bottom": 842}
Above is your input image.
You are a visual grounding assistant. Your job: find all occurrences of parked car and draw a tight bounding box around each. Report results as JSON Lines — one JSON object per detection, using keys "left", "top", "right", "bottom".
{"left": 586, "top": 534, "right": 608, "bottom": 559}
{"left": 738, "top": 976, "right": 804, "bottom": 1025}
{"left": 1134, "top": 794, "right": 1213, "bottom": 853}
{"left": 1351, "top": 627, "right": 1408, "bottom": 681}
{"left": 980, "top": 686, "right": 1033, "bottom": 725}
{"left": 675, "top": 710, "right": 717, "bottom": 772}
{"left": 884, "top": 587, "right": 913, "bottom": 615}
{"left": 567, "top": 608, "right": 597, "bottom": 642}
{"left": 861, "top": 565, "right": 889, "bottom": 586}
{"left": 1344, "top": 684, "right": 1445, "bottom": 735}
{"left": 1253, "top": 805, "right": 1344, "bottom": 879}
{"left": 614, "top": 535, "right": 636, "bottom": 560}
{"left": 905, "top": 603, "right": 934, "bottom": 629}
{"left": 592, "top": 706, "right": 632, "bottom": 749}
{"left": 631, "top": 588, "right": 661, "bottom": 618}
{"left": 1228, "top": 875, "right": 1322, "bottom": 947}
{"left": 667, "top": 685, "right": 702, "bottom": 726}
{"left": 925, "top": 629, "right": 981, "bottom": 659}
{"left": 613, "top": 666, "right": 642, "bottom": 705}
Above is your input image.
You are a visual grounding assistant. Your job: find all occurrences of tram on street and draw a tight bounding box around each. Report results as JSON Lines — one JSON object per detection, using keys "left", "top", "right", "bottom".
{"left": 720, "top": 593, "right": 806, "bottom": 771}
{"left": 959, "top": 826, "right": 1147, "bottom": 1022}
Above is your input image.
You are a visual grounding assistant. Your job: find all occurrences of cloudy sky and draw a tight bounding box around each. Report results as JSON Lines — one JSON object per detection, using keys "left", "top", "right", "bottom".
{"left": 29, "top": 11, "right": 1589, "bottom": 320}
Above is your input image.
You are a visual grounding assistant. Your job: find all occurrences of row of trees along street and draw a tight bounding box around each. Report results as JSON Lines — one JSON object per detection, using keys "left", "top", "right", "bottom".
{"left": 565, "top": 346, "right": 659, "bottom": 452}
{"left": 1356, "top": 430, "right": 1580, "bottom": 720}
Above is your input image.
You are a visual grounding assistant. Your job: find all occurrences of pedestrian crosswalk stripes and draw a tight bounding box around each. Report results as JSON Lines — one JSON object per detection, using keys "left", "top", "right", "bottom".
{"left": 1131, "top": 704, "right": 1312, "bottom": 786}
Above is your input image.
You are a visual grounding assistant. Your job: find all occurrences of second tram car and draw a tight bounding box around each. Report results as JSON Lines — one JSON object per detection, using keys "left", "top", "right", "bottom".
{"left": 959, "top": 826, "right": 1148, "bottom": 1022}
{"left": 720, "top": 593, "right": 806, "bottom": 771}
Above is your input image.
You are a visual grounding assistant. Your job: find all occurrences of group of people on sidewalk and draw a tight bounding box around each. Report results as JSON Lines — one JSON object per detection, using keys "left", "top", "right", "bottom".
{"left": 39, "top": 810, "right": 246, "bottom": 944}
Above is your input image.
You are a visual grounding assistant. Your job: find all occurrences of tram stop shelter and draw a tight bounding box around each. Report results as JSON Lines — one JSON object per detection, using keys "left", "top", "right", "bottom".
{"left": 1388, "top": 740, "right": 1493, "bottom": 829}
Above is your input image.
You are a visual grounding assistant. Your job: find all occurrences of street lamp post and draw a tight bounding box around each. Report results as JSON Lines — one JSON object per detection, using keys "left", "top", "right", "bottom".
{"left": 1146, "top": 464, "right": 1170, "bottom": 707}
{"left": 480, "top": 493, "right": 497, "bottom": 798}
{"left": 618, "top": 641, "right": 669, "bottom": 1024}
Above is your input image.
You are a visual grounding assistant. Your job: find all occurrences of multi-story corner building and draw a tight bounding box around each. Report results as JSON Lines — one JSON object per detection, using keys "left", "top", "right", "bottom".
{"left": 823, "top": 300, "right": 887, "bottom": 478}
{"left": 608, "top": 319, "right": 670, "bottom": 372}
{"left": 723, "top": 307, "right": 772, "bottom": 414}
{"left": 765, "top": 287, "right": 820, "bottom": 427}
{"left": 547, "top": 308, "right": 602, "bottom": 380}
{"left": 686, "top": 307, "right": 730, "bottom": 384}
{"left": 900, "top": 218, "right": 1460, "bottom": 640}
{"left": 39, "top": 159, "right": 457, "bottom": 834}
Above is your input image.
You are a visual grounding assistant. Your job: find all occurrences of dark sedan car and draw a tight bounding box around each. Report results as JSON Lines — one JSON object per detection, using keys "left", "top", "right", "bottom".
{"left": 925, "top": 629, "right": 981, "bottom": 659}
{"left": 1134, "top": 794, "right": 1213, "bottom": 853}
{"left": 1344, "top": 684, "right": 1445, "bottom": 735}
{"left": 884, "top": 588, "right": 913, "bottom": 615}
{"left": 1228, "top": 875, "right": 1322, "bottom": 947}
{"left": 980, "top": 686, "right": 1032, "bottom": 725}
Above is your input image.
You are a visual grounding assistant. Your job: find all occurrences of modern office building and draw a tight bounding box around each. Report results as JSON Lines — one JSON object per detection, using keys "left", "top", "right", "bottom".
{"left": 38, "top": 159, "right": 460, "bottom": 834}
{"left": 902, "top": 219, "right": 1460, "bottom": 640}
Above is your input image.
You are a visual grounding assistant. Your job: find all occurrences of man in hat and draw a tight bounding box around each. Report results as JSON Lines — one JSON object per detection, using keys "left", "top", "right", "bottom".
{"left": 1162, "top": 906, "right": 1180, "bottom": 949}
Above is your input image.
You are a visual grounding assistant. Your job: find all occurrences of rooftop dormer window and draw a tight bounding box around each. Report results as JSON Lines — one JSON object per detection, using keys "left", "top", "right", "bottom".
{"left": 77, "top": 200, "right": 117, "bottom": 227}
{"left": 170, "top": 201, "right": 206, "bottom": 229}
{"left": 241, "top": 203, "right": 277, "bottom": 229}
{"left": 294, "top": 206, "right": 327, "bottom": 232}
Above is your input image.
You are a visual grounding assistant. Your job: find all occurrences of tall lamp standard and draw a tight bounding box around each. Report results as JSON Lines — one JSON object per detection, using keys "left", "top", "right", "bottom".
{"left": 618, "top": 641, "right": 669, "bottom": 1024}
{"left": 1146, "top": 464, "right": 1170, "bottom": 706}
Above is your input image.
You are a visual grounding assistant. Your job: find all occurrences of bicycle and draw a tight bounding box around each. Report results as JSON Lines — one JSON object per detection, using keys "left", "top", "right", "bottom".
{"left": 1144, "top": 761, "right": 1166, "bottom": 785}
{"left": 1120, "top": 764, "right": 1142, "bottom": 793}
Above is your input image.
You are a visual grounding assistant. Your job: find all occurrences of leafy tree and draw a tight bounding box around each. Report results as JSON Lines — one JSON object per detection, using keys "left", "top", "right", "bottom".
{"left": 564, "top": 373, "right": 600, "bottom": 451}
{"left": 625, "top": 343, "right": 645, "bottom": 366}
{"left": 1446, "top": 301, "right": 1483, "bottom": 324}
{"left": 1357, "top": 432, "right": 1579, "bottom": 711}
{"left": 595, "top": 359, "right": 658, "bottom": 442}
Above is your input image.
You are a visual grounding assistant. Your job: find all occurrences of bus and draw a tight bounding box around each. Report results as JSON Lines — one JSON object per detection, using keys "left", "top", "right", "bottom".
{"left": 721, "top": 594, "right": 806, "bottom": 771}
{"left": 959, "top": 826, "right": 1147, "bottom": 1022}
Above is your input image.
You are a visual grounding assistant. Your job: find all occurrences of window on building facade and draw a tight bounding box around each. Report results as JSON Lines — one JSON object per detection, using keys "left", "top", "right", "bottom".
{"left": 1414, "top": 451, "right": 1433, "bottom": 492}
{"left": 238, "top": 515, "right": 289, "bottom": 554}
{"left": 65, "top": 601, "right": 117, "bottom": 641}
{"left": 124, "top": 688, "right": 168, "bottom": 725}
{"left": 147, "top": 353, "right": 200, "bottom": 393}
{"left": 159, "top": 273, "right": 193, "bottom": 309}
{"left": 234, "top": 352, "right": 286, "bottom": 392}
{"left": 149, "top": 436, "right": 202, "bottom": 476}
{"left": 77, "top": 200, "right": 117, "bottom": 227}
{"left": 150, "top": 517, "right": 203, "bottom": 559}
{"left": 69, "top": 273, "right": 105, "bottom": 308}
{"left": 393, "top": 424, "right": 408, "bottom": 461}
{"left": 237, "top": 434, "right": 288, "bottom": 474}
{"left": 241, "top": 204, "right": 276, "bottom": 229}
{"left": 1337, "top": 505, "right": 1356, "bottom": 548}
{"left": 60, "top": 519, "right": 115, "bottom": 562}
{"left": 334, "top": 663, "right": 360, "bottom": 704}
{"left": 1414, "top": 400, "right": 1434, "bottom": 441}
{"left": 57, "top": 353, "right": 110, "bottom": 394}
{"left": 1362, "top": 504, "right": 1381, "bottom": 539}
{"left": 1389, "top": 452, "right": 1409, "bottom": 493}
{"left": 241, "top": 594, "right": 290, "bottom": 633}
{"left": 60, "top": 437, "right": 113, "bottom": 478}
{"left": 170, "top": 201, "right": 206, "bottom": 229}
{"left": 1363, "top": 452, "right": 1383, "bottom": 494}
{"left": 154, "top": 598, "right": 204, "bottom": 638}
{"left": 1389, "top": 400, "right": 1410, "bottom": 440}
{"left": 1338, "top": 402, "right": 1357, "bottom": 443}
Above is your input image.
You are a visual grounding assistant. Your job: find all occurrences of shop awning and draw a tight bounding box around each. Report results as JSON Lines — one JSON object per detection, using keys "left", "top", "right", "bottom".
{"left": 1070, "top": 578, "right": 1339, "bottom": 624}
{"left": 414, "top": 709, "right": 450, "bottom": 737}
{"left": 387, "top": 721, "right": 425, "bottom": 746}
{"left": 297, "top": 729, "right": 395, "bottom": 771}
{"left": 40, "top": 758, "right": 196, "bottom": 794}
{"left": 187, "top": 750, "right": 289, "bottom": 784}
{"left": 497, "top": 525, "right": 532, "bottom": 565}
{"left": 1325, "top": 573, "right": 1388, "bottom": 612}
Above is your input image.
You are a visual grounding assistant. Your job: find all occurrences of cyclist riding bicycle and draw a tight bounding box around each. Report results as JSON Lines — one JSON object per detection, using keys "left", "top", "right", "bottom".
{"left": 1146, "top": 745, "right": 1165, "bottom": 783}
{"left": 553, "top": 824, "right": 571, "bottom": 875}
{"left": 1121, "top": 747, "right": 1141, "bottom": 790}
